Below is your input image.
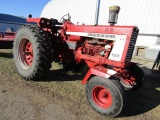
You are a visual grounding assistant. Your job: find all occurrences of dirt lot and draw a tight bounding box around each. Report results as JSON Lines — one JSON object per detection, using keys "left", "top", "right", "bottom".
{"left": 0, "top": 49, "right": 160, "bottom": 120}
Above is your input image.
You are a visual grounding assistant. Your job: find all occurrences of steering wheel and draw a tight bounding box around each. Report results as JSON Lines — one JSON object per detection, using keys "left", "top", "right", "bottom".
{"left": 60, "top": 13, "right": 71, "bottom": 23}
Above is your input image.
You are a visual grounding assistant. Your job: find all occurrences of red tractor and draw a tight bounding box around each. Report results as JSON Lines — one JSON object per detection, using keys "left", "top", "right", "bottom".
{"left": 13, "top": 5, "right": 145, "bottom": 117}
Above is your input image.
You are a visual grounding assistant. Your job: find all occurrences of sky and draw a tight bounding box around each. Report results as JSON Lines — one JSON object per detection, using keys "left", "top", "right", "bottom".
{"left": 0, "top": 0, "right": 50, "bottom": 18}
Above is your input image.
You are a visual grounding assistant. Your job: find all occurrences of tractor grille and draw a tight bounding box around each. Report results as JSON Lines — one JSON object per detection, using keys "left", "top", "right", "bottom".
{"left": 125, "top": 27, "right": 139, "bottom": 61}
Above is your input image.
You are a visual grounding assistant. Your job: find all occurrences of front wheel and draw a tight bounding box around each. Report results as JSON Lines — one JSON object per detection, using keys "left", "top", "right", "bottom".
{"left": 86, "top": 76, "right": 126, "bottom": 117}
{"left": 120, "top": 64, "right": 145, "bottom": 90}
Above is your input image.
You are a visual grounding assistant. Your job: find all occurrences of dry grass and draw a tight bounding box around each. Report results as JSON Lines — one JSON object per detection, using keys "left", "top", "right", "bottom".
{"left": 0, "top": 49, "right": 160, "bottom": 120}
{"left": 0, "top": 49, "right": 86, "bottom": 101}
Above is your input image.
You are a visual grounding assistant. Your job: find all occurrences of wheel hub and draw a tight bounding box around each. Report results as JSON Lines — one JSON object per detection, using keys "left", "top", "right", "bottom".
{"left": 18, "top": 38, "right": 33, "bottom": 69}
{"left": 92, "top": 86, "right": 112, "bottom": 108}
{"left": 120, "top": 74, "right": 136, "bottom": 88}
{"left": 24, "top": 41, "right": 33, "bottom": 66}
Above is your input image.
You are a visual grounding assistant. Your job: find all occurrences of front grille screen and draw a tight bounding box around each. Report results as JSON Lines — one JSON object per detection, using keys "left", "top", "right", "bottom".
{"left": 125, "top": 27, "right": 139, "bottom": 61}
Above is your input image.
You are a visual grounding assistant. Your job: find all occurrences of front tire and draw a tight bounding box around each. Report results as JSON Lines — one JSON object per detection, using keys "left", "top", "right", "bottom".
{"left": 86, "top": 76, "right": 126, "bottom": 117}
{"left": 120, "top": 64, "right": 145, "bottom": 90}
{"left": 13, "top": 24, "right": 52, "bottom": 80}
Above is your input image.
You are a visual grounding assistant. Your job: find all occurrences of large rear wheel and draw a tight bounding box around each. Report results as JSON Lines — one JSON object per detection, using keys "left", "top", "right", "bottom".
{"left": 86, "top": 76, "right": 126, "bottom": 117}
{"left": 13, "top": 24, "right": 52, "bottom": 80}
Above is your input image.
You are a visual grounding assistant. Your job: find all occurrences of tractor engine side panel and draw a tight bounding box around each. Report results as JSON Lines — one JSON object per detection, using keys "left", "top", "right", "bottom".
{"left": 65, "top": 24, "right": 138, "bottom": 63}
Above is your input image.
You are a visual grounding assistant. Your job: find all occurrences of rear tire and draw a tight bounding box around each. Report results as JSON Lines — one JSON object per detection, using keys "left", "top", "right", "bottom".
{"left": 13, "top": 24, "right": 52, "bottom": 80}
{"left": 86, "top": 76, "right": 126, "bottom": 117}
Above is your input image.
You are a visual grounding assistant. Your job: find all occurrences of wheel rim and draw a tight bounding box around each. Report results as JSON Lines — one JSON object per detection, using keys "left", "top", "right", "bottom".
{"left": 92, "top": 86, "right": 112, "bottom": 108}
{"left": 18, "top": 38, "right": 33, "bottom": 69}
{"left": 120, "top": 74, "right": 136, "bottom": 87}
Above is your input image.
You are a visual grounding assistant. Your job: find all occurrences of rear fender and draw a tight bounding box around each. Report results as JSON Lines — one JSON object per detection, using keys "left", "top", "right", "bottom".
{"left": 26, "top": 18, "right": 41, "bottom": 25}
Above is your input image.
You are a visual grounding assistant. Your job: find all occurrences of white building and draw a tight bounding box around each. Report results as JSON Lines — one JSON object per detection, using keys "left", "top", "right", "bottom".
{"left": 41, "top": 0, "right": 160, "bottom": 60}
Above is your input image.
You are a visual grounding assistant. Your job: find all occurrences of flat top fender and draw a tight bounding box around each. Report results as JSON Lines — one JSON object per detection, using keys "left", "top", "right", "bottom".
{"left": 81, "top": 66, "right": 117, "bottom": 84}
{"left": 26, "top": 18, "right": 41, "bottom": 25}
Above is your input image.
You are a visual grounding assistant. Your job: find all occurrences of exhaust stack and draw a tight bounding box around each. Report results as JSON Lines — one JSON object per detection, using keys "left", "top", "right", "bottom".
{"left": 108, "top": 6, "right": 120, "bottom": 26}
{"left": 94, "top": 0, "right": 101, "bottom": 25}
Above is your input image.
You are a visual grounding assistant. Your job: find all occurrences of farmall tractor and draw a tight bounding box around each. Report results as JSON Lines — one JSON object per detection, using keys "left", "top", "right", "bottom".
{"left": 13, "top": 5, "right": 145, "bottom": 117}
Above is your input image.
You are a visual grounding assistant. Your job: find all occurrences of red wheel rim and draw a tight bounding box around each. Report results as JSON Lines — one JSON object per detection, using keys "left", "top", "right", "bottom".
{"left": 18, "top": 38, "right": 33, "bottom": 69}
{"left": 121, "top": 74, "right": 136, "bottom": 86}
{"left": 92, "top": 86, "right": 112, "bottom": 108}
{"left": 24, "top": 41, "right": 33, "bottom": 66}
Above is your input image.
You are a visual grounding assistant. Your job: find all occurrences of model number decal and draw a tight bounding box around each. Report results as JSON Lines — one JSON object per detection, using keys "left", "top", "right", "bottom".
{"left": 112, "top": 54, "right": 120, "bottom": 57}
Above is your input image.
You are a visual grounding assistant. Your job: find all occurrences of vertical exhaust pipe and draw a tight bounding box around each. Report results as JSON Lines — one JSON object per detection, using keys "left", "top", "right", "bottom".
{"left": 94, "top": 0, "right": 101, "bottom": 25}
{"left": 108, "top": 6, "right": 120, "bottom": 26}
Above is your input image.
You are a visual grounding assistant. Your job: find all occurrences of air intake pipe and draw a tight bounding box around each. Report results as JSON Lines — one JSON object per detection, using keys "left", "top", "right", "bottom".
{"left": 108, "top": 6, "right": 120, "bottom": 26}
